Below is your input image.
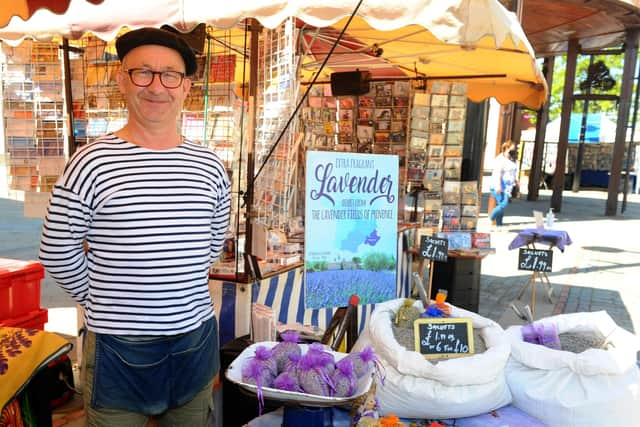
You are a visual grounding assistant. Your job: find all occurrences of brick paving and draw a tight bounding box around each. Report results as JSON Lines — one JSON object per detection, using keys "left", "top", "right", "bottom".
{"left": 477, "top": 187, "right": 640, "bottom": 338}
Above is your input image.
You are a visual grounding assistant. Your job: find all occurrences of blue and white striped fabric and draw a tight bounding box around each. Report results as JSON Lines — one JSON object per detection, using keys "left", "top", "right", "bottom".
{"left": 40, "top": 134, "right": 231, "bottom": 336}
{"left": 210, "top": 229, "right": 414, "bottom": 346}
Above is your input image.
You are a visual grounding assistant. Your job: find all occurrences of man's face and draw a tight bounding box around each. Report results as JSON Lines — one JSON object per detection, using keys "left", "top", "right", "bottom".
{"left": 116, "top": 45, "right": 191, "bottom": 129}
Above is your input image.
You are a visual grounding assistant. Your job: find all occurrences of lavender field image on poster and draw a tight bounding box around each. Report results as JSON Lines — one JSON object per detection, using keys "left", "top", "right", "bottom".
{"left": 305, "top": 255, "right": 396, "bottom": 309}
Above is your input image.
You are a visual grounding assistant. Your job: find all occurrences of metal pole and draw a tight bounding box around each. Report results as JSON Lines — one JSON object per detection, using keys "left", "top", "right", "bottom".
{"left": 528, "top": 56, "right": 554, "bottom": 201}
{"left": 551, "top": 39, "right": 579, "bottom": 213}
{"left": 244, "top": 19, "right": 260, "bottom": 277}
{"left": 61, "top": 38, "right": 76, "bottom": 157}
{"left": 621, "top": 55, "right": 640, "bottom": 213}
{"left": 572, "top": 55, "right": 594, "bottom": 192}
{"left": 606, "top": 28, "right": 639, "bottom": 216}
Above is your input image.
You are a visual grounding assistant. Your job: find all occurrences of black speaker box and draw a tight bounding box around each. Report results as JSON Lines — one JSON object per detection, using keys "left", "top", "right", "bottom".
{"left": 330, "top": 71, "right": 371, "bottom": 96}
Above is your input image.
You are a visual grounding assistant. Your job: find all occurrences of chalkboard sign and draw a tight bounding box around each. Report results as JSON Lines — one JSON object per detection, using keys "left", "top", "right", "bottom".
{"left": 419, "top": 236, "right": 448, "bottom": 262}
{"left": 413, "top": 318, "right": 474, "bottom": 359}
{"left": 518, "top": 248, "right": 553, "bottom": 272}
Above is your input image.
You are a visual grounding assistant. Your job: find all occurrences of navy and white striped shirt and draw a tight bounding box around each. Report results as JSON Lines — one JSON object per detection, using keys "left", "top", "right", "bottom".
{"left": 39, "top": 134, "right": 231, "bottom": 335}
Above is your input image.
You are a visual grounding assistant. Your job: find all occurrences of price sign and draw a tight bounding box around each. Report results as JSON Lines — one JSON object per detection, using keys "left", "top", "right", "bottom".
{"left": 413, "top": 318, "right": 474, "bottom": 359}
{"left": 419, "top": 236, "right": 448, "bottom": 262}
{"left": 518, "top": 248, "right": 553, "bottom": 272}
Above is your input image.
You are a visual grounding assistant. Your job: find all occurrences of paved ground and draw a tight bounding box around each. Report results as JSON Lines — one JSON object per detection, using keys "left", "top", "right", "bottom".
{"left": 477, "top": 186, "right": 640, "bottom": 339}
{"left": 1, "top": 185, "right": 639, "bottom": 339}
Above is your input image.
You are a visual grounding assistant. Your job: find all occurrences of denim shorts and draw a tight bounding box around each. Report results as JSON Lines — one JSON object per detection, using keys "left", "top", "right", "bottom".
{"left": 83, "top": 316, "right": 219, "bottom": 417}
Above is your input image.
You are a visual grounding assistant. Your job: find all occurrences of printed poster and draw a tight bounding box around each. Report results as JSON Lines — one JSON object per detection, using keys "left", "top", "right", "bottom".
{"left": 305, "top": 151, "right": 398, "bottom": 309}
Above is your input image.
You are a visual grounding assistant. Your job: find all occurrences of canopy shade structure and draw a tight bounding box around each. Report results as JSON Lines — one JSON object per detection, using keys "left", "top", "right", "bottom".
{"left": 0, "top": 0, "right": 104, "bottom": 28}
{"left": 0, "top": 0, "right": 547, "bottom": 109}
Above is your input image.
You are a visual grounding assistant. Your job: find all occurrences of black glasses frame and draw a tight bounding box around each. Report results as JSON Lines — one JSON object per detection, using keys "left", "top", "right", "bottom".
{"left": 124, "top": 68, "right": 186, "bottom": 89}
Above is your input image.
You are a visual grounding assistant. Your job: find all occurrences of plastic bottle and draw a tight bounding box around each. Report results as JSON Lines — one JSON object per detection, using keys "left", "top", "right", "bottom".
{"left": 545, "top": 208, "right": 555, "bottom": 229}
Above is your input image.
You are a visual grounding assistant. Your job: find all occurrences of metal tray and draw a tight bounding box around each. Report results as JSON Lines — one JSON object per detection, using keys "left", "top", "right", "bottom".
{"left": 225, "top": 341, "right": 373, "bottom": 407}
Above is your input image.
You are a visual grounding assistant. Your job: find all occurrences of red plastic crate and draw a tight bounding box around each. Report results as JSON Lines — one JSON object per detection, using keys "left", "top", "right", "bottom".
{"left": 0, "top": 308, "right": 48, "bottom": 330}
{"left": 0, "top": 258, "right": 45, "bottom": 320}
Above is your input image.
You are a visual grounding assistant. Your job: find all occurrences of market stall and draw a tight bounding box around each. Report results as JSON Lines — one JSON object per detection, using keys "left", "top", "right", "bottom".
{"left": 0, "top": 0, "right": 547, "bottom": 331}
{"left": 0, "top": 2, "right": 560, "bottom": 424}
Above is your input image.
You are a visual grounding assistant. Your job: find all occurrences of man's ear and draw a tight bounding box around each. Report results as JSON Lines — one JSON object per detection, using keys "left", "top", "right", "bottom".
{"left": 182, "top": 77, "right": 192, "bottom": 96}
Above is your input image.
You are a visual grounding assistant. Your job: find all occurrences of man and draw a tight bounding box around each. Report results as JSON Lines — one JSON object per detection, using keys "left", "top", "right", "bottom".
{"left": 489, "top": 141, "right": 518, "bottom": 231}
{"left": 39, "top": 27, "right": 231, "bottom": 426}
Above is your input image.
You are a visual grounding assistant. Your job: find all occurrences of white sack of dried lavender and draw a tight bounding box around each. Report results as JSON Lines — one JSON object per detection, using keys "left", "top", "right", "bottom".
{"left": 504, "top": 311, "right": 640, "bottom": 427}
{"left": 350, "top": 298, "right": 512, "bottom": 419}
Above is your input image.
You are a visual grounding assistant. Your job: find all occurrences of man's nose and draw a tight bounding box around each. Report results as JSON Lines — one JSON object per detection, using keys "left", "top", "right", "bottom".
{"left": 146, "top": 73, "right": 165, "bottom": 91}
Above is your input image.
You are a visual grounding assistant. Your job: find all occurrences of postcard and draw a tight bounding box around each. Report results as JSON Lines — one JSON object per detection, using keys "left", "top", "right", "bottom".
{"left": 424, "top": 169, "right": 443, "bottom": 181}
{"left": 374, "top": 131, "right": 390, "bottom": 142}
{"left": 460, "top": 217, "right": 477, "bottom": 231}
{"left": 439, "top": 231, "right": 472, "bottom": 250}
{"left": 430, "top": 121, "right": 446, "bottom": 133}
{"left": 446, "top": 132, "right": 463, "bottom": 145}
{"left": 423, "top": 212, "right": 441, "bottom": 227}
{"left": 412, "top": 118, "right": 429, "bottom": 132}
{"left": 424, "top": 198, "right": 442, "bottom": 212}
{"left": 447, "top": 120, "right": 465, "bottom": 133}
{"left": 444, "top": 168, "right": 461, "bottom": 180}
{"left": 444, "top": 145, "right": 463, "bottom": 157}
{"left": 472, "top": 232, "right": 491, "bottom": 249}
{"left": 413, "top": 92, "right": 430, "bottom": 106}
{"left": 449, "top": 108, "right": 466, "bottom": 121}
{"left": 430, "top": 107, "right": 448, "bottom": 121}
{"left": 339, "top": 97, "right": 355, "bottom": 109}
{"left": 428, "top": 145, "right": 444, "bottom": 158}
{"left": 442, "top": 204, "right": 460, "bottom": 218}
{"left": 460, "top": 193, "right": 478, "bottom": 205}
{"left": 450, "top": 83, "right": 467, "bottom": 95}
{"left": 426, "top": 157, "right": 444, "bottom": 170}
{"left": 430, "top": 81, "right": 451, "bottom": 94}
{"left": 443, "top": 180, "right": 461, "bottom": 193}
{"left": 409, "top": 151, "right": 427, "bottom": 163}
{"left": 423, "top": 179, "right": 442, "bottom": 192}
{"left": 461, "top": 205, "right": 478, "bottom": 217}
{"left": 461, "top": 180, "right": 478, "bottom": 193}
{"left": 393, "top": 108, "right": 408, "bottom": 121}
{"left": 442, "top": 217, "right": 461, "bottom": 232}
{"left": 444, "top": 157, "right": 462, "bottom": 170}
{"left": 359, "top": 96, "right": 375, "bottom": 107}
{"left": 430, "top": 133, "right": 445, "bottom": 145}
{"left": 409, "top": 136, "right": 428, "bottom": 151}
{"left": 394, "top": 81, "right": 410, "bottom": 96}
{"left": 449, "top": 95, "right": 467, "bottom": 107}
{"left": 411, "top": 105, "right": 430, "bottom": 120}
{"left": 394, "top": 97, "right": 409, "bottom": 107}
{"left": 323, "top": 97, "right": 337, "bottom": 109}
{"left": 375, "top": 96, "right": 392, "bottom": 107}
{"left": 391, "top": 121, "right": 406, "bottom": 132}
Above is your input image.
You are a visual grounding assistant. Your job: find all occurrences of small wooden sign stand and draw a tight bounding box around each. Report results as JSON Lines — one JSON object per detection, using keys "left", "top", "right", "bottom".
{"left": 418, "top": 235, "right": 448, "bottom": 302}
{"left": 517, "top": 246, "right": 554, "bottom": 317}
{"left": 517, "top": 270, "right": 554, "bottom": 317}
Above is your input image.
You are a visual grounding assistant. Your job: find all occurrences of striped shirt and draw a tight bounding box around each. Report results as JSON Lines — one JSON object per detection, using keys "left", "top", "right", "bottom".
{"left": 39, "top": 134, "right": 231, "bottom": 335}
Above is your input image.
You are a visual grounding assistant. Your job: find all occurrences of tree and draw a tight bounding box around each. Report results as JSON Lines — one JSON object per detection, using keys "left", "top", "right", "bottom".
{"left": 548, "top": 51, "right": 623, "bottom": 122}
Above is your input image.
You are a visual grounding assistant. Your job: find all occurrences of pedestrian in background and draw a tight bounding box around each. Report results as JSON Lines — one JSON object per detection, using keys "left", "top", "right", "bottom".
{"left": 489, "top": 141, "right": 519, "bottom": 231}
{"left": 39, "top": 27, "right": 231, "bottom": 426}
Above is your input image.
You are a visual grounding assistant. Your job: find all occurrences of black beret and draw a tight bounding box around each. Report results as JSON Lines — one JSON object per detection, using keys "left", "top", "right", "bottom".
{"left": 116, "top": 27, "right": 197, "bottom": 76}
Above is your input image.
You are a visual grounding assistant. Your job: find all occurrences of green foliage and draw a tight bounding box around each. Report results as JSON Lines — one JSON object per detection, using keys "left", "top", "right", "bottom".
{"left": 548, "top": 52, "right": 623, "bottom": 122}
{"left": 306, "top": 260, "right": 328, "bottom": 272}
{"left": 363, "top": 252, "right": 395, "bottom": 271}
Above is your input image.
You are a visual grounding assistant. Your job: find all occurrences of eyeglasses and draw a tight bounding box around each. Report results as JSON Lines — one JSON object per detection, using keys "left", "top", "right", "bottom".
{"left": 124, "top": 68, "right": 186, "bottom": 89}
